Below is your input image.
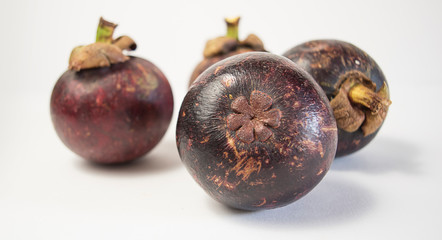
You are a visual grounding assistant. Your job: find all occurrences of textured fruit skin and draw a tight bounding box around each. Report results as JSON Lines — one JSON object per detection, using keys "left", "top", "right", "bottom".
{"left": 51, "top": 57, "right": 173, "bottom": 164}
{"left": 189, "top": 48, "right": 253, "bottom": 88}
{"left": 283, "top": 40, "right": 388, "bottom": 157}
{"left": 177, "top": 52, "right": 337, "bottom": 210}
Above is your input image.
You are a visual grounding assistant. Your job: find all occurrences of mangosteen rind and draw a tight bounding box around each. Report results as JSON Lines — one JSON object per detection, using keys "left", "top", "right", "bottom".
{"left": 177, "top": 52, "right": 337, "bottom": 210}
{"left": 283, "top": 39, "right": 391, "bottom": 157}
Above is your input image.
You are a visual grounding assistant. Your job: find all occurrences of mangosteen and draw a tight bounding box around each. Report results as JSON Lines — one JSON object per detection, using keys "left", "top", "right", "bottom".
{"left": 50, "top": 17, "right": 174, "bottom": 164}
{"left": 188, "top": 16, "right": 266, "bottom": 87}
{"left": 283, "top": 40, "right": 391, "bottom": 157}
{"left": 176, "top": 52, "right": 337, "bottom": 210}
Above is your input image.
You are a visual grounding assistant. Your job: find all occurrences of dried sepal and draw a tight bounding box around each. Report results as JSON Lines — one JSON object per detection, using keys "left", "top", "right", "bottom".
{"left": 330, "top": 88, "right": 365, "bottom": 132}
{"left": 334, "top": 70, "right": 376, "bottom": 93}
{"left": 240, "top": 34, "right": 265, "bottom": 51}
{"left": 361, "top": 82, "right": 391, "bottom": 136}
{"left": 203, "top": 37, "right": 238, "bottom": 58}
{"left": 202, "top": 17, "right": 266, "bottom": 58}
{"left": 68, "top": 43, "right": 129, "bottom": 71}
{"left": 332, "top": 70, "right": 391, "bottom": 135}
{"left": 202, "top": 34, "right": 266, "bottom": 58}
{"left": 113, "top": 36, "right": 137, "bottom": 51}
{"left": 68, "top": 17, "right": 137, "bottom": 71}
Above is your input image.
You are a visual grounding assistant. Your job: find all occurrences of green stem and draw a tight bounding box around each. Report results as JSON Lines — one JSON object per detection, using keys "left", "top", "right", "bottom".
{"left": 225, "top": 16, "right": 240, "bottom": 40}
{"left": 96, "top": 17, "right": 117, "bottom": 43}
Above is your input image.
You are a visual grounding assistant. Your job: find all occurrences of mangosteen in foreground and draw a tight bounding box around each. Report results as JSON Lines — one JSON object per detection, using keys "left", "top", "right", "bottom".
{"left": 177, "top": 52, "right": 337, "bottom": 210}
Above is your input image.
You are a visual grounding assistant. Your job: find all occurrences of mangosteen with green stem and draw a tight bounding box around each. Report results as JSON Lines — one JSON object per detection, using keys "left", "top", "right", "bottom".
{"left": 51, "top": 17, "right": 174, "bottom": 164}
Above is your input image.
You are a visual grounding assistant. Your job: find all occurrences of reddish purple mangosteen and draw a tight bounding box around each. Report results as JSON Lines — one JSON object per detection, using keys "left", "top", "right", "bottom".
{"left": 283, "top": 40, "right": 391, "bottom": 157}
{"left": 176, "top": 52, "right": 337, "bottom": 210}
{"left": 51, "top": 18, "right": 173, "bottom": 164}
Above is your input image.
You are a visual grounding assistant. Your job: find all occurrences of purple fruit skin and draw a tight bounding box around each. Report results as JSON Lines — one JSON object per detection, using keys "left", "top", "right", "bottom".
{"left": 177, "top": 52, "right": 337, "bottom": 210}
{"left": 283, "top": 40, "right": 389, "bottom": 157}
{"left": 51, "top": 57, "right": 173, "bottom": 164}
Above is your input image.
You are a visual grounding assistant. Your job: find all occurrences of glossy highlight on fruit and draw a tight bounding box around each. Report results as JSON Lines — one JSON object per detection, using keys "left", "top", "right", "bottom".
{"left": 51, "top": 18, "right": 173, "bottom": 164}
{"left": 177, "top": 52, "right": 337, "bottom": 210}
{"left": 283, "top": 40, "right": 391, "bottom": 157}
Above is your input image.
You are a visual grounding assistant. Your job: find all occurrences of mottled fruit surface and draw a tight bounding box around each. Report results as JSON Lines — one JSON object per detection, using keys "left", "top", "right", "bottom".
{"left": 283, "top": 40, "right": 390, "bottom": 157}
{"left": 51, "top": 57, "right": 173, "bottom": 164}
{"left": 176, "top": 52, "right": 337, "bottom": 210}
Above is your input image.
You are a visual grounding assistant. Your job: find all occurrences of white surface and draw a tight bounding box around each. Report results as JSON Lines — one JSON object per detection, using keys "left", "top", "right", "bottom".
{"left": 1, "top": 0, "right": 441, "bottom": 239}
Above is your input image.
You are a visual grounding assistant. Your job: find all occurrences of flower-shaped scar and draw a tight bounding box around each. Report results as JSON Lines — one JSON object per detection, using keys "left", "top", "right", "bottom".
{"left": 227, "top": 90, "right": 282, "bottom": 144}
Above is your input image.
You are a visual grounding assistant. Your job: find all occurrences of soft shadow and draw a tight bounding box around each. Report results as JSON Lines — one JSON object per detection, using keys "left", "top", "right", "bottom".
{"left": 208, "top": 177, "right": 374, "bottom": 228}
{"left": 332, "top": 137, "right": 421, "bottom": 174}
{"left": 76, "top": 139, "right": 182, "bottom": 176}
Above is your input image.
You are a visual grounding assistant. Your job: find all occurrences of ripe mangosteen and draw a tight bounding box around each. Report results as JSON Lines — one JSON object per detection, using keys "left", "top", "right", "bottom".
{"left": 177, "top": 52, "right": 337, "bottom": 210}
{"left": 189, "top": 16, "right": 266, "bottom": 87}
{"left": 50, "top": 18, "right": 173, "bottom": 164}
{"left": 283, "top": 40, "right": 391, "bottom": 157}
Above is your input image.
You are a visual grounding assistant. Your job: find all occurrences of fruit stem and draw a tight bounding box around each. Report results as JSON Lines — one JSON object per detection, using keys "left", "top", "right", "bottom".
{"left": 225, "top": 16, "right": 240, "bottom": 40}
{"left": 348, "top": 84, "right": 392, "bottom": 114}
{"left": 96, "top": 17, "right": 117, "bottom": 43}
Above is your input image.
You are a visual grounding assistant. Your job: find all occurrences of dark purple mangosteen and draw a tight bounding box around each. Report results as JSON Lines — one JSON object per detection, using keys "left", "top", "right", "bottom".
{"left": 283, "top": 40, "right": 391, "bottom": 157}
{"left": 177, "top": 52, "right": 337, "bottom": 210}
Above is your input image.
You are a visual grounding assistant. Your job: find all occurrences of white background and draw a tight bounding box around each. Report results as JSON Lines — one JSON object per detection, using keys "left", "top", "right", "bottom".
{"left": 1, "top": 0, "right": 441, "bottom": 239}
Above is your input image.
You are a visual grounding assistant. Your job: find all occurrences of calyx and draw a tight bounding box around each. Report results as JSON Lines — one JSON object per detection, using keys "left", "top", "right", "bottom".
{"left": 203, "top": 17, "right": 266, "bottom": 58}
{"left": 330, "top": 71, "right": 392, "bottom": 136}
{"left": 68, "top": 17, "right": 137, "bottom": 71}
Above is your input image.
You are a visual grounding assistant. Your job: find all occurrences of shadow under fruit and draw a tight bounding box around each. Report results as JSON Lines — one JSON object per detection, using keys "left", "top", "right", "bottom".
{"left": 50, "top": 18, "right": 173, "bottom": 164}
{"left": 176, "top": 52, "right": 337, "bottom": 210}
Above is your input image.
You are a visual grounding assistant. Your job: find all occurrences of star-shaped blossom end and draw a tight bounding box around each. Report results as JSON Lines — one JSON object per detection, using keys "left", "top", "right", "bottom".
{"left": 227, "top": 91, "right": 282, "bottom": 144}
